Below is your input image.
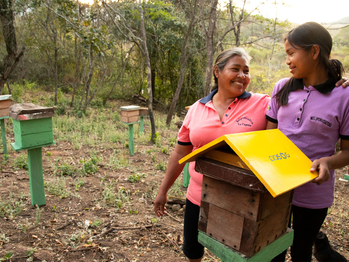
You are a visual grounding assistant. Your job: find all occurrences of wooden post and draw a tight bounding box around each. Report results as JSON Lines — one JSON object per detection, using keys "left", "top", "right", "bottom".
{"left": 128, "top": 123, "right": 135, "bottom": 156}
{"left": 27, "top": 147, "right": 46, "bottom": 206}
{"left": 139, "top": 107, "right": 149, "bottom": 135}
{"left": 198, "top": 229, "right": 293, "bottom": 262}
{"left": 183, "top": 162, "right": 190, "bottom": 188}
{"left": 140, "top": 116, "right": 144, "bottom": 134}
{"left": 0, "top": 117, "right": 8, "bottom": 155}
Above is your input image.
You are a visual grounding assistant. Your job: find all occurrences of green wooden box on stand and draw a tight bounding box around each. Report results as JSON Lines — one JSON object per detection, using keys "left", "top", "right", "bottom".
{"left": 120, "top": 105, "right": 140, "bottom": 156}
{"left": 9, "top": 103, "right": 56, "bottom": 207}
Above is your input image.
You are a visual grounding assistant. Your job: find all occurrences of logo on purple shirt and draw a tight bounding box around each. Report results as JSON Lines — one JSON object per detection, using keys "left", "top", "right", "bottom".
{"left": 310, "top": 116, "right": 332, "bottom": 127}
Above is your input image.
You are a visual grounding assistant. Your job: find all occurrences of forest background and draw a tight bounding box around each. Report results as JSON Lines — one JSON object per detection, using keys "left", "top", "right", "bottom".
{"left": 1, "top": 0, "right": 349, "bottom": 139}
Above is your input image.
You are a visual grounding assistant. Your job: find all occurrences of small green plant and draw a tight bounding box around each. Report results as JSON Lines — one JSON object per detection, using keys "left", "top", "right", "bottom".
{"left": 53, "top": 157, "right": 77, "bottom": 176}
{"left": 0, "top": 192, "right": 25, "bottom": 219}
{"left": 74, "top": 179, "right": 85, "bottom": 191}
{"left": 90, "top": 219, "right": 102, "bottom": 227}
{"left": 155, "top": 163, "right": 166, "bottom": 171}
{"left": 13, "top": 153, "right": 28, "bottom": 170}
{"left": 44, "top": 177, "right": 70, "bottom": 199}
{"left": 0, "top": 234, "right": 9, "bottom": 244}
{"left": 26, "top": 248, "right": 37, "bottom": 259}
{"left": 1, "top": 154, "right": 9, "bottom": 166}
{"left": 161, "top": 147, "right": 168, "bottom": 154}
{"left": 66, "top": 232, "right": 86, "bottom": 248}
{"left": 108, "top": 151, "right": 129, "bottom": 170}
{"left": 151, "top": 155, "right": 157, "bottom": 162}
{"left": 80, "top": 156, "right": 101, "bottom": 175}
{"left": 101, "top": 180, "right": 120, "bottom": 207}
{"left": 0, "top": 251, "right": 13, "bottom": 261}
{"left": 127, "top": 173, "right": 147, "bottom": 183}
{"left": 34, "top": 205, "right": 42, "bottom": 226}
{"left": 101, "top": 181, "right": 130, "bottom": 208}
{"left": 168, "top": 179, "right": 185, "bottom": 197}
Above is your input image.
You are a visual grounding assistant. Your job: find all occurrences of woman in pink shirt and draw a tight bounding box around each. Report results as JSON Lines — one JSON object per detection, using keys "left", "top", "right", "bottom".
{"left": 154, "top": 48, "right": 270, "bottom": 262}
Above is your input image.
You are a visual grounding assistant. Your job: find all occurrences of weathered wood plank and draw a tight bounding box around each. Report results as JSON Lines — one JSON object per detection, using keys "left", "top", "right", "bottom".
{"left": 195, "top": 157, "right": 266, "bottom": 192}
{"left": 201, "top": 176, "right": 260, "bottom": 221}
{"left": 206, "top": 204, "right": 244, "bottom": 250}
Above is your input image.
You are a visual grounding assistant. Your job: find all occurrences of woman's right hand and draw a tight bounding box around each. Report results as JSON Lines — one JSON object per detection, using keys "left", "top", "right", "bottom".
{"left": 154, "top": 192, "right": 167, "bottom": 217}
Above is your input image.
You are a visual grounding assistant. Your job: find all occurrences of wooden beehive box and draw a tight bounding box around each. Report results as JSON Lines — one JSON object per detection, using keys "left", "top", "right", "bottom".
{"left": 139, "top": 107, "right": 149, "bottom": 116}
{"left": 9, "top": 103, "right": 55, "bottom": 150}
{"left": 179, "top": 130, "right": 318, "bottom": 257}
{"left": 120, "top": 105, "right": 140, "bottom": 123}
{"left": 0, "top": 95, "right": 12, "bottom": 117}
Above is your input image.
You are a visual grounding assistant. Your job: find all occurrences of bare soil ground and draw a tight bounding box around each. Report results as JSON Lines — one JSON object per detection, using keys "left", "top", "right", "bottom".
{"left": 0, "top": 110, "right": 348, "bottom": 262}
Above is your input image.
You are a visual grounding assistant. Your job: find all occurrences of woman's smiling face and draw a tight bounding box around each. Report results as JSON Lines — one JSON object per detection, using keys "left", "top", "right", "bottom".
{"left": 215, "top": 55, "right": 250, "bottom": 98}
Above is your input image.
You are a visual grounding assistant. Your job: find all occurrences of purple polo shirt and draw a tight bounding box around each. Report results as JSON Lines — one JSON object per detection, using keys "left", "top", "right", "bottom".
{"left": 267, "top": 78, "right": 349, "bottom": 209}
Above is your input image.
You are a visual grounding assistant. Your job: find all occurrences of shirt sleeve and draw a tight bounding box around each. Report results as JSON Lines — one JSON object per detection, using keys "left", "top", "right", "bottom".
{"left": 339, "top": 92, "right": 349, "bottom": 140}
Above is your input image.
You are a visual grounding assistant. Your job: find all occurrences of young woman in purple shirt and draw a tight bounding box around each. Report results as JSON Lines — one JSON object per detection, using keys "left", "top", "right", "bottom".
{"left": 266, "top": 22, "right": 349, "bottom": 261}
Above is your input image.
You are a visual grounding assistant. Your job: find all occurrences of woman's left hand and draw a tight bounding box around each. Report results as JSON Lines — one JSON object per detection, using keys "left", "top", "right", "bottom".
{"left": 310, "top": 158, "right": 330, "bottom": 185}
{"left": 336, "top": 77, "right": 349, "bottom": 87}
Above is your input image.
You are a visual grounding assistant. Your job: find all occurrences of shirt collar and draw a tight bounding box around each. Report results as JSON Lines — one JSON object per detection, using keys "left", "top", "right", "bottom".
{"left": 295, "top": 77, "right": 336, "bottom": 94}
{"left": 199, "top": 89, "right": 251, "bottom": 104}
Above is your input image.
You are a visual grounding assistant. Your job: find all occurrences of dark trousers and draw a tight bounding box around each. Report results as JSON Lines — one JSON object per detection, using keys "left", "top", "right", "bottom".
{"left": 272, "top": 205, "right": 328, "bottom": 262}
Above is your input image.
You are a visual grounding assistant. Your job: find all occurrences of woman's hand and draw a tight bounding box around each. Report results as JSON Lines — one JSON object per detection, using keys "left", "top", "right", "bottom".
{"left": 310, "top": 157, "right": 330, "bottom": 185}
{"left": 336, "top": 77, "right": 349, "bottom": 87}
{"left": 154, "top": 191, "right": 167, "bottom": 217}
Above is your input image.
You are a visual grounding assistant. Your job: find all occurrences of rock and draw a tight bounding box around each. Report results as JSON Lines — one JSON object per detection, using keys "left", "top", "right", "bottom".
{"left": 171, "top": 204, "right": 181, "bottom": 212}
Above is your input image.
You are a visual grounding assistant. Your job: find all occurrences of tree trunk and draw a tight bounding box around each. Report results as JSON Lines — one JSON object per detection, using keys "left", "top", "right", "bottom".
{"left": 166, "top": 0, "right": 197, "bottom": 125}
{"left": 71, "top": 3, "right": 81, "bottom": 108}
{"left": 139, "top": 0, "right": 156, "bottom": 143}
{"left": 0, "top": 0, "right": 25, "bottom": 94}
{"left": 54, "top": 33, "right": 58, "bottom": 105}
{"left": 200, "top": 0, "right": 218, "bottom": 96}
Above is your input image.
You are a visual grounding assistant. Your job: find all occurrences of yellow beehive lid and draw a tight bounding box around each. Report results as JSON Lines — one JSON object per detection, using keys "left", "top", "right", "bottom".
{"left": 179, "top": 129, "right": 318, "bottom": 197}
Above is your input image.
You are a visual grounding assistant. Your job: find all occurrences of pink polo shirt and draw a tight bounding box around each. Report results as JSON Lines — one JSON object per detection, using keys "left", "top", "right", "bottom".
{"left": 267, "top": 78, "right": 349, "bottom": 209}
{"left": 178, "top": 90, "right": 270, "bottom": 206}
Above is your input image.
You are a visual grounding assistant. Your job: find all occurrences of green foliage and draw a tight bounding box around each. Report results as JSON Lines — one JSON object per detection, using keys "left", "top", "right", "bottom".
{"left": 127, "top": 173, "right": 147, "bottom": 183}
{"left": 155, "top": 163, "right": 166, "bottom": 171}
{"left": 80, "top": 155, "right": 101, "bottom": 175}
{"left": 12, "top": 154, "right": 28, "bottom": 170}
{"left": 0, "top": 192, "right": 25, "bottom": 219}
{"left": 0, "top": 251, "right": 13, "bottom": 262}
{"left": 53, "top": 157, "right": 77, "bottom": 176}
{"left": 44, "top": 177, "right": 71, "bottom": 199}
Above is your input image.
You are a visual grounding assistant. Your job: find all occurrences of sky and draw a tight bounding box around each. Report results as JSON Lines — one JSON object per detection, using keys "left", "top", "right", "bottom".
{"left": 227, "top": 0, "right": 349, "bottom": 25}
{"left": 78, "top": 0, "right": 349, "bottom": 25}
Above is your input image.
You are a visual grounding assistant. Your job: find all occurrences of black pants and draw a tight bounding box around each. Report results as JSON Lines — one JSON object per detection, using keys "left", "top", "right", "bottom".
{"left": 182, "top": 199, "right": 205, "bottom": 259}
{"left": 272, "top": 205, "right": 328, "bottom": 262}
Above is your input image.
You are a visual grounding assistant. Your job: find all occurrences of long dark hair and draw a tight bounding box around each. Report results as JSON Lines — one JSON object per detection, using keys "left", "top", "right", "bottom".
{"left": 211, "top": 48, "right": 251, "bottom": 91}
{"left": 275, "top": 22, "right": 344, "bottom": 106}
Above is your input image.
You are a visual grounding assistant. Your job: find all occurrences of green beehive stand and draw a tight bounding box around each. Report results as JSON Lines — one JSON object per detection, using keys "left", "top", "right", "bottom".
{"left": 120, "top": 105, "right": 140, "bottom": 156}
{"left": 9, "top": 103, "right": 55, "bottom": 207}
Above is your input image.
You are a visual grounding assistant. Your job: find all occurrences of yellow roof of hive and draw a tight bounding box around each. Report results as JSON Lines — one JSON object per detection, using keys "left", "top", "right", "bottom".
{"left": 179, "top": 129, "right": 318, "bottom": 197}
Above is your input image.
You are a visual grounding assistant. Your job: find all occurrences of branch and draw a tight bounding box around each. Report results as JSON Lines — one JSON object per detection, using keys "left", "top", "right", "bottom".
{"left": 101, "top": 1, "right": 143, "bottom": 43}
{"left": 41, "top": 2, "right": 81, "bottom": 35}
